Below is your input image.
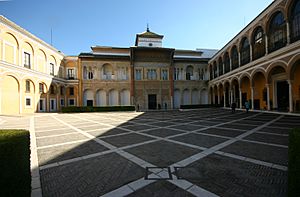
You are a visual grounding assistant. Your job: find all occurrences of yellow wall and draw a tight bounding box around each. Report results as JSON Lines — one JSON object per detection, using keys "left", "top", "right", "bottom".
{"left": 253, "top": 73, "right": 266, "bottom": 109}
{"left": 1, "top": 75, "right": 19, "bottom": 114}
{"left": 3, "top": 32, "right": 18, "bottom": 65}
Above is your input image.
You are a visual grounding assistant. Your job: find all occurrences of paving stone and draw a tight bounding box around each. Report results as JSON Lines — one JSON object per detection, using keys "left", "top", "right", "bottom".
{"left": 148, "top": 121, "right": 177, "bottom": 127}
{"left": 122, "top": 124, "right": 154, "bottom": 131}
{"left": 101, "top": 133, "right": 154, "bottom": 147}
{"left": 221, "top": 123, "right": 257, "bottom": 130}
{"left": 40, "top": 153, "right": 145, "bottom": 197}
{"left": 176, "top": 154, "right": 287, "bottom": 197}
{"left": 36, "top": 133, "right": 89, "bottom": 147}
{"left": 88, "top": 128, "right": 130, "bottom": 137}
{"left": 169, "top": 124, "right": 205, "bottom": 131}
{"left": 245, "top": 133, "right": 288, "bottom": 146}
{"left": 38, "top": 140, "right": 108, "bottom": 166}
{"left": 171, "top": 133, "right": 228, "bottom": 148}
{"left": 190, "top": 121, "right": 217, "bottom": 126}
{"left": 127, "top": 180, "right": 195, "bottom": 197}
{"left": 142, "top": 128, "right": 184, "bottom": 138}
{"left": 258, "top": 127, "right": 290, "bottom": 135}
{"left": 35, "top": 129, "right": 76, "bottom": 137}
{"left": 126, "top": 140, "right": 200, "bottom": 166}
{"left": 221, "top": 141, "right": 288, "bottom": 166}
{"left": 198, "top": 128, "right": 245, "bottom": 138}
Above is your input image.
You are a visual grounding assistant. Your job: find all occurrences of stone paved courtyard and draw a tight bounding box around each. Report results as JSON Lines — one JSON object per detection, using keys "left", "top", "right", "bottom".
{"left": 1, "top": 108, "right": 298, "bottom": 197}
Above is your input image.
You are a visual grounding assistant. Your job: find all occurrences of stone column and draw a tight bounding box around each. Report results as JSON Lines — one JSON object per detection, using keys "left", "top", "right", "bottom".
{"left": 250, "top": 44, "right": 253, "bottom": 61}
{"left": 239, "top": 88, "right": 242, "bottom": 108}
{"left": 266, "top": 84, "right": 271, "bottom": 110}
{"left": 229, "top": 58, "right": 232, "bottom": 71}
{"left": 288, "top": 80, "right": 293, "bottom": 112}
{"left": 251, "top": 87, "right": 254, "bottom": 110}
{"left": 287, "top": 22, "right": 291, "bottom": 44}
{"left": 212, "top": 90, "right": 215, "bottom": 105}
{"left": 223, "top": 91, "right": 226, "bottom": 107}
{"left": 238, "top": 52, "right": 241, "bottom": 67}
{"left": 265, "top": 35, "right": 269, "bottom": 55}
{"left": 217, "top": 89, "right": 220, "bottom": 105}
{"left": 230, "top": 89, "right": 233, "bottom": 104}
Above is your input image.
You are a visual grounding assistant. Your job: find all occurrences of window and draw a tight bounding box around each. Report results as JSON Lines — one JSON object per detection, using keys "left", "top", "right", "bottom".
{"left": 50, "top": 63, "right": 54, "bottom": 76}
{"left": 240, "top": 38, "right": 250, "bottom": 66}
{"left": 25, "top": 80, "right": 30, "bottom": 92}
{"left": 268, "top": 11, "right": 287, "bottom": 53}
{"left": 213, "top": 62, "right": 218, "bottom": 78}
{"left": 26, "top": 98, "right": 31, "bottom": 106}
{"left": 162, "top": 69, "right": 168, "bottom": 80}
{"left": 135, "top": 69, "right": 142, "bottom": 80}
{"left": 69, "top": 99, "right": 75, "bottom": 106}
{"left": 174, "top": 68, "right": 180, "bottom": 80}
{"left": 69, "top": 87, "right": 74, "bottom": 96}
{"left": 224, "top": 52, "right": 230, "bottom": 73}
{"left": 120, "top": 67, "right": 128, "bottom": 80}
{"left": 218, "top": 58, "right": 223, "bottom": 76}
{"left": 24, "top": 52, "right": 31, "bottom": 69}
{"left": 290, "top": 0, "right": 300, "bottom": 42}
{"left": 60, "top": 86, "right": 64, "bottom": 95}
{"left": 231, "top": 46, "right": 239, "bottom": 69}
{"left": 39, "top": 83, "right": 44, "bottom": 93}
{"left": 147, "top": 69, "right": 157, "bottom": 80}
{"left": 88, "top": 71, "right": 93, "bottom": 79}
{"left": 67, "top": 68, "right": 75, "bottom": 79}
{"left": 252, "top": 27, "right": 266, "bottom": 60}
{"left": 186, "top": 66, "right": 194, "bottom": 80}
{"left": 60, "top": 99, "right": 65, "bottom": 106}
{"left": 209, "top": 65, "right": 213, "bottom": 79}
{"left": 50, "top": 85, "right": 55, "bottom": 94}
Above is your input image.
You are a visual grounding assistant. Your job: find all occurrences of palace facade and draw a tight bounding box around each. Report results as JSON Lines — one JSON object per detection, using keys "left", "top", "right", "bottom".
{"left": 0, "top": 16, "right": 214, "bottom": 114}
{"left": 208, "top": 0, "right": 300, "bottom": 113}
{"left": 1, "top": 0, "right": 300, "bottom": 115}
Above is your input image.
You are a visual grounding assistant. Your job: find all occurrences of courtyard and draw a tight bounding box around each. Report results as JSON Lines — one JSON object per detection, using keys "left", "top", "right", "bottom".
{"left": 0, "top": 108, "right": 296, "bottom": 197}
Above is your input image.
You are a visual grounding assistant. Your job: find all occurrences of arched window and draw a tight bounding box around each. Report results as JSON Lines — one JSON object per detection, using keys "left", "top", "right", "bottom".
{"left": 218, "top": 57, "right": 223, "bottom": 76}
{"left": 186, "top": 65, "right": 194, "bottom": 80}
{"left": 252, "top": 26, "right": 266, "bottom": 60}
{"left": 240, "top": 38, "right": 250, "bottom": 65}
{"left": 213, "top": 62, "right": 218, "bottom": 78}
{"left": 224, "top": 52, "right": 230, "bottom": 73}
{"left": 290, "top": 0, "right": 300, "bottom": 42}
{"left": 210, "top": 65, "right": 213, "bottom": 79}
{"left": 83, "top": 66, "right": 87, "bottom": 79}
{"left": 231, "top": 46, "right": 239, "bottom": 69}
{"left": 268, "top": 11, "right": 287, "bottom": 53}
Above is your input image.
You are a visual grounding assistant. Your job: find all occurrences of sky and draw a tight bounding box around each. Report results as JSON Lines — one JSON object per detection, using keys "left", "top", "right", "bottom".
{"left": 0, "top": 0, "right": 274, "bottom": 55}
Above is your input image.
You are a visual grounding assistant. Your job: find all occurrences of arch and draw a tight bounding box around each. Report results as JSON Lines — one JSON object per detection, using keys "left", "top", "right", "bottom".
{"left": 252, "top": 26, "right": 266, "bottom": 60}
{"left": 103, "top": 64, "right": 114, "bottom": 80}
{"left": 240, "top": 37, "right": 250, "bottom": 66}
{"left": 218, "top": 57, "right": 223, "bottom": 76}
{"left": 83, "top": 89, "right": 94, "bottom": 106}
{"left": 3, "top": 32, "right": 19, "bottom": 64}
{"left": 37, "top": 49, "right": 47, "bottom": 73}
{"left": 231, "top": 45, "right": 239, "bottom": 70}
{"left": 96, "top": 89, "right": 106, "bottom": 106}
{"left": 183, "top": 89, "right": 190, "bottom": 105}
{"left": 267, "top": 11, "right": 287, "bottom": 53}
{"left": 120, "top": 89, "right": 130, "bottom": 106}
{"left": 191, "top": 89, "right": 199, "bottom": 104}
{"left": 289, "top": 0, "right": 300, "bottom": 42}
{"left": 200, "top": 89, "right": 208, "bottom": 104}
{"left": 108, "top": 89, "right": 118, "bottom": 106}
{"left": 224, "top": 52, "right": 230, "bottom": 73}
{"left": 174, "top": 89, "right": 181, "bottom": 108}
{"left": 1, "top": 75, "right": 20, "bottom": 114}
{"left": 252, "top": 71, "right": 267, "bottom": 109}
{"left": 238, "top": 73, "right": 251, "bottom": 84}
{"left": 186, "top": 65, "right": 194, "bottom": 80}
{"left": 250, "top": 68, "right": 267, "bottom": 83}
{"left": 266, "top": 60, "right": 288, "bottom": 79}
{"left": 24, "top": 78, "right": 36, "bottom": 93}
{"left": 288, "top": 53, "right": 300, "bottom": 79}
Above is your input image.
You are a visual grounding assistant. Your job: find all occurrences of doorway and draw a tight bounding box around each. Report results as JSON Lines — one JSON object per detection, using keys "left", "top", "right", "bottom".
{"left": 276, "top": 81, "right": 289, "bottom": 111}
{"left": 148, "top": 94, "right": 157, "bottom": 110}
{"left": 87, "top": 100, "right": 93, "bottom": 106}
{"left": 50, "top": 99, "right": 56, "bottom": 112}
{"left": 39, "top": 99, "right": 46, "bottom": 112}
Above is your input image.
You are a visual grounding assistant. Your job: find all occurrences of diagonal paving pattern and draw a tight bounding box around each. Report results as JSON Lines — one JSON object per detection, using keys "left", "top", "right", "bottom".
{"left": 0, "top": 108, "right": 295, "bottom": 196}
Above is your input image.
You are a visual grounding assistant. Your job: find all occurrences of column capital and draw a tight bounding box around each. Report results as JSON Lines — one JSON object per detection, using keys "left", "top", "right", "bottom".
{"left": 287, "top": 80, "right": 294, "bottom": 85}
{"left": 265, "top": 83, "right": 270, "bottom": 88}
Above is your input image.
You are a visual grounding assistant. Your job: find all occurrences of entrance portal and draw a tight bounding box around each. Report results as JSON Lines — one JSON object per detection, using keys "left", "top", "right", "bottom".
{"left": 148, "top": 94, "right": 157, "bottom": 110}
{"left": 277, "top": 81, "right": 289, "bottom": 111}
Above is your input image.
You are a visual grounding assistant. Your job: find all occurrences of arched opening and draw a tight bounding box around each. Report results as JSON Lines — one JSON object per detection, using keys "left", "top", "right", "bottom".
{"left": 186, "top": 65, "right": 194, "bottom": 80}
{"left": 213, "top": 85, "right": 218, "bottom": 104}
{"left": 290, "top": 59, "right": 300, "bottom": 112}
{"left": 83, "top": 89, "right": 94, "bottom": 106}
{"left": 224, "top": 52, "right": 230, "bottom": 73}
{"left": 22, "top": 42, "right": 34, "bottom": 69}
{"left": 1, "top": 75, "right": 20, "bottom": 114}
{"left": 191, "top": 89, "right": 199, "bottom": 104}
{"left": 231, "top": 79, "right": 240, "bottom": 108}
{"left": 252, "top": 72, "right": 267, "bottom": 110}
{"left": 49, "top": 83, "right": 58, "bottom": 111}
{"left": 231, "top": 46, "right": 239, "bottom": 70}
{"left": 218, "top": 84, "right": 224, "bottom": 106}
{"left": 38, "top": 82, "right": 48, "bottom": 112}
{"left": 174, "top": 89, "right": 181, "bottom": 108}
{"left": 3, "top": 32, "right": 19, "bottom": 65}
{"left": 218, "top": 57, "right": 223, "bottom": 76}
{"left": 120, "top": 89, "right": 130, "bottom": 106}
{"left": 268, "top": 11, "right": 287, "bottom": 53}
{"left": 200, "top": 89, "right": 208, "bottom": 104}
{"left": 183, "top": 89, "right": 190, "bottom": 105}
{"left": 108, "top": 89, "right": 118, "bottom": 106}
{"left": 209, "top": 65, "right": 213, "bottom": 80}
{"left": 103, "top": 64, "right": 114, "bottom": 80}
{"left": 267, "top": 65, "right": 288, "bottom": 111}
{"left": 290, "top": 0, "right": 300, "bottom": 43}
{"left": 240, "top": 37, "right": 250, "bottom": 65}
{"left": 224, "top": 82, "right": 230, "bottom": 107}
{"left": 252, "top": 26, "right": 266, "bottom": 60}
{"left": 240, "top": 76, "right": 251, "bottom": 108}
{"left": 96, "top": 90, "right": 106, "bottom": 106}
{"left": 213, "top": 62, "right": 218, "bottom": 78}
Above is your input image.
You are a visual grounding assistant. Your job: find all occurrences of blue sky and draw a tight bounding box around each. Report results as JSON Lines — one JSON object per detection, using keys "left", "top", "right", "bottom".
{"left": 0, "top": 0, "right": 273, "bottom": 55}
